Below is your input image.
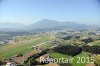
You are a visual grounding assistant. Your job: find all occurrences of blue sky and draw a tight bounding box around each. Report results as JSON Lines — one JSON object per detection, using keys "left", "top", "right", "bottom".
{"left": 0, "top": 0, "right": 100, "bottom": 25}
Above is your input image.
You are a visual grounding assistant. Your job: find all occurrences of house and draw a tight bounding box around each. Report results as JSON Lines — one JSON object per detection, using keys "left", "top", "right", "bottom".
{"left": 0, "top": 41, "right": 5, "bottom": 45}
{"left": 37, "top": 47, "right": 45, "bottom": 51}
{"left": 96, "top": 32, "right": 100, "bottom": 36}
{"left": 5, "top": 62, "right": 17, "bottom": 66}
{"left": 31, "top": 46, "right": 45, "bottom": 51}
{"left": 74, "top": 35, "right": 80, "bottom": 39}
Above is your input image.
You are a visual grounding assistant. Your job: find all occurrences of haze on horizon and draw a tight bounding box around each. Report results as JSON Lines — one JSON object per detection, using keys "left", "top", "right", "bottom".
{"left": 0, "top": 0, "right": 100, "bottom": 25}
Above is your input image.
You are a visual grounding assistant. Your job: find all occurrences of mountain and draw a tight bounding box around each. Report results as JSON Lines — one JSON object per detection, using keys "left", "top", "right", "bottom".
{"left": 30, "top": 19, "right": 89, "bottom": 31}
{"left": 0, "top": 19, "right": 89, "bottom": 32}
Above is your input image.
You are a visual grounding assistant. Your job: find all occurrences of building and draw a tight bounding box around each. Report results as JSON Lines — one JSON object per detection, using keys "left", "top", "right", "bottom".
{"left": 5, "top": 62, "right": 17, "bottom": 66}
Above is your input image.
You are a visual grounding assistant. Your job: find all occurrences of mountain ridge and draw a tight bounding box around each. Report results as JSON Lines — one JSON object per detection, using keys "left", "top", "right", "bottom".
{"left": 30, "top": 19, "right": 89, "bottom": 29}
{"left": 0, "top": 19, "right": 90, "bottom": 31}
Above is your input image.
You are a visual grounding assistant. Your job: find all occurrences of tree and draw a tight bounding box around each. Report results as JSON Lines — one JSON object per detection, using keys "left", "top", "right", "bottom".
{"left": 81, "top": 37, "right": 94, "bottom": 45}
{"left": 16, "top": 53, "right": 23, "bottom": 57}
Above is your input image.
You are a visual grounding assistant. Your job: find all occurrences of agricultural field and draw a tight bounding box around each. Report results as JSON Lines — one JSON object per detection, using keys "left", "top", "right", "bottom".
{"left": 0, "top": 31, "right": 100, "bottom": 66}
{"left": 91, "top": 54, "right": 100, "bottom": 66}
{"left": 71, "top": 52, "right": 90, "bottom": 66}
{"left": 50, "top": 51, "right": 91, "bottom": 66}
{"left": 0, "top": 33, "right": 55, "bottom": 61}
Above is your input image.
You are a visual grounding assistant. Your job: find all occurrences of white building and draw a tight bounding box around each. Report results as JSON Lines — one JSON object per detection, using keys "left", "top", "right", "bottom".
{"left": 5, "top": 62, "right": 17, "bottom": 66}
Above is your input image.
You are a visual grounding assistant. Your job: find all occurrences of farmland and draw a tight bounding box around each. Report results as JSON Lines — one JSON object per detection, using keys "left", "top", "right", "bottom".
{"left": 0, "top": 29, "right": 100, "bottom": 66}
{"left": 50, "top": 52, "right": 90, "bottom": 66}
{"left": 0, "top": 33, "right": 55, "bottom": 61}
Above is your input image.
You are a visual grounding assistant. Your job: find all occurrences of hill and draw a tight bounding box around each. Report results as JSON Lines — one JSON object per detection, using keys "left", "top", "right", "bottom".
{"left": 0, "top": 19, "right": 89, "bottom": 32}
{"left": 30, "top": 19, "right": 89, "bottom": 31}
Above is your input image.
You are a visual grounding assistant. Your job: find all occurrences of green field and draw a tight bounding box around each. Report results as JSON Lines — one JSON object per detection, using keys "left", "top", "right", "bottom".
{"left": 0, "top": 34, "right": 55, "bottom": 61}
{"left": 0, "top": 33, "right": 98, "bottom": 66}
{"left": 50, "top": 52, "right": 90, "bottom": 66}
{"left": 71, "top": 52, "right": 90, "bottom": 66}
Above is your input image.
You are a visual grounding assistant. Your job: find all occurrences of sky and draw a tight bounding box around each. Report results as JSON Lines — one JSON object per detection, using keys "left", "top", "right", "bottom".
{"left": 0, "top": 0, "right": 100, "bottom": 25}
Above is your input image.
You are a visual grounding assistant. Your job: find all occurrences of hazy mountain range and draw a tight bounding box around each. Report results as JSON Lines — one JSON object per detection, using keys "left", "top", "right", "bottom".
{"left": 0, "top": 19, "right": 90, "bottom": 31}
{"left": 0, "top": 23, "right": 26, "bottom": 29}
{"left": 30, "top": 19, "right": 88, "bottom": 29}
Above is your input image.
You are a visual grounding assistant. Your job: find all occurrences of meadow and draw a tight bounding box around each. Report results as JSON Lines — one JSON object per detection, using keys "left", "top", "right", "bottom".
{"left": 0, "top": 34, "right": 54, "bottom": 61}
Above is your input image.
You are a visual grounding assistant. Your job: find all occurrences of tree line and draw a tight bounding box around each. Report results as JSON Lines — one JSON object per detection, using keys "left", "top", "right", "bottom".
{"left": 52, "top": 45, "right": 100, "bottom": 56}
